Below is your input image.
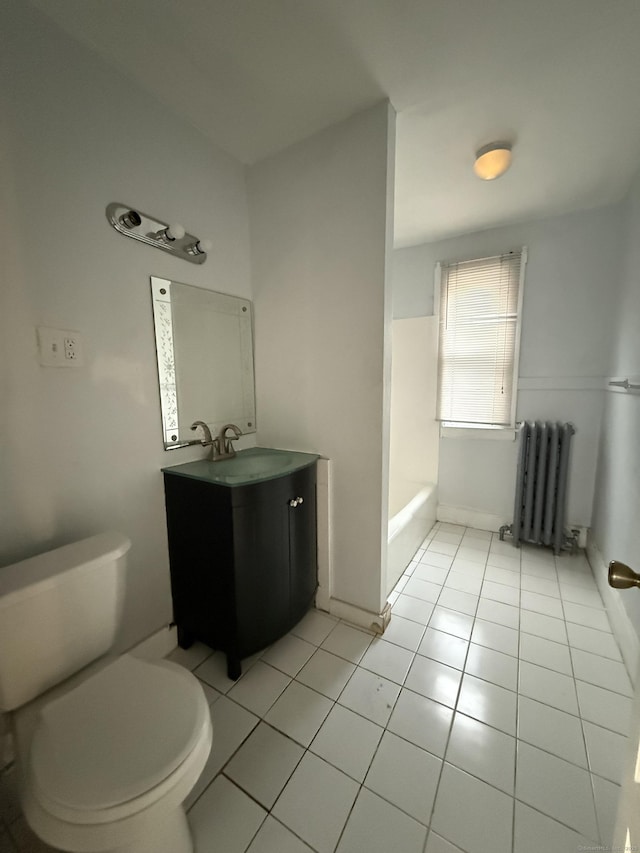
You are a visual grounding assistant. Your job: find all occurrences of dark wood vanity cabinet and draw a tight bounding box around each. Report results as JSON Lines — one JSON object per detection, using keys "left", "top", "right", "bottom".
{"left": 163, "top": 461, "right": 317, "bottom": 679}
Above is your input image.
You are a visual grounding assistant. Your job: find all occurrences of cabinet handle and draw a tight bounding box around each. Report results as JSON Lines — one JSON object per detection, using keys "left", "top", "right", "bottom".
{"left": 288, "top": 496, "right": 304, "bottom": 508}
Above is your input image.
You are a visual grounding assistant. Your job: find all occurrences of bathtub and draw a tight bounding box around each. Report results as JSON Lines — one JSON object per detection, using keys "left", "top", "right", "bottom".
{"left": 387, "top": 481, "right": 437, "bottom": 594}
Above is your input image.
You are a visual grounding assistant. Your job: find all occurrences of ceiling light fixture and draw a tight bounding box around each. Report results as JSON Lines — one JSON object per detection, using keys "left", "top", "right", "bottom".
{"left": 474, "top": 142, "right": 512, "bottom": 181}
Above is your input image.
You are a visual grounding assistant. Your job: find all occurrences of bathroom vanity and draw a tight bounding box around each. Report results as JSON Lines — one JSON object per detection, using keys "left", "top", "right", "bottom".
{"left": 162, "top": 448, "right": 318, "bottom": 679}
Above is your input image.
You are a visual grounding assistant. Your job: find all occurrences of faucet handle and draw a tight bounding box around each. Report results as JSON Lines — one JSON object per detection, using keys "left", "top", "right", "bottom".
{"left": 219, "top": 423, "right": 242, "bottom": 455}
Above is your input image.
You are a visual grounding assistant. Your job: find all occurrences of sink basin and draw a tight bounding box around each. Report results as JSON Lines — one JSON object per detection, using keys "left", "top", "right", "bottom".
{"left": 162, "top": 447, "right": 319, "bottom": 487}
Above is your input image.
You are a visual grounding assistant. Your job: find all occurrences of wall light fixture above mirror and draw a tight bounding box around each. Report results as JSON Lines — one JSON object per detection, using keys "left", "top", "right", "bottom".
{"left": 151, "top": 276, "right": 256, "bottom": 449}
{"left": 107, "top": 203, "right": 211, "bottom": 264}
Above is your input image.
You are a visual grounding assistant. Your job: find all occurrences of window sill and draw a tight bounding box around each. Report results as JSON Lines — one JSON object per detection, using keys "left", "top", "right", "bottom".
{"left": 440, "top": 424, "right": 516, "bottom": 441}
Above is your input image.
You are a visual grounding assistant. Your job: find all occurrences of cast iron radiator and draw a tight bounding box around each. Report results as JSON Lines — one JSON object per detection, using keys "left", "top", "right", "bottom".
{"left": 499, "top": 421, "right": 576, "bottom": 555}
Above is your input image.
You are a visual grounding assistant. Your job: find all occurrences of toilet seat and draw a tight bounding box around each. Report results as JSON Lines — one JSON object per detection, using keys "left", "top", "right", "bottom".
{"left": 28, "top": 655, "right": 210, "bottom": 824}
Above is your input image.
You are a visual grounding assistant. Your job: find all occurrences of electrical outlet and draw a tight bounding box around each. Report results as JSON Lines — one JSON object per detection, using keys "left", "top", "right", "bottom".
{"left": 37, "top": 327, "right": 84, "bottom": 367}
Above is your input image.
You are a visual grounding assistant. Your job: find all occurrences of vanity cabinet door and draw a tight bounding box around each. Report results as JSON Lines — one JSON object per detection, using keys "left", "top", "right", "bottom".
{"left": 288, "top": 465, "right": 318, "bottom": 621}
{"left": 231, "top": 482, "right": 291, "bottom": 657}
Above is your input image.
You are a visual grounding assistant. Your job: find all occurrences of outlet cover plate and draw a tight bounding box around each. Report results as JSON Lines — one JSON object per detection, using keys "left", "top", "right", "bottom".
{"left": 37, "top": 327, "right": 84, "bottom": 367}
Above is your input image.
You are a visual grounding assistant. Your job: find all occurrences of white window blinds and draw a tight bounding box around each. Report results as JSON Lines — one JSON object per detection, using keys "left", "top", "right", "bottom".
{"left": 437, "top": 249, "right": 525, "bottom": 427}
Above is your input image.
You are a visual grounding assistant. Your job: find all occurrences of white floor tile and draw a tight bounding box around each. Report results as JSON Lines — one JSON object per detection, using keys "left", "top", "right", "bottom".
{"left": 576, "top": 680, "right": 633, "bottom": 735}
{"left": 338, "top": 666, "right": 401, "bottom": 726}
{"left": 480, "top": 580, "right": 520, "bottom": 606}
{"left": 458, "top": 545, "right": 490, "bottom": 563}
{"left": 445, "top": 713, "right": 516, "bottom": 793}
{"left": 519, "top": 573, "right": 560, "bottom": 598}
{"left": 225, "top": 722, "right": 304, "bottom": 808}
{"left": 428, "top": 540, "right": 458, "bottom": 556}
{"left": 462, "top": 528, "right": 492, "bottom": 542}
{"left": 433, "top": 531, "right": 464, "bottom": 545}
{"left": 519, "top": 610, "right": 567, "bottom": 644}
{"left": 272, "top": 752, "right": 359, "bottom": 853}
{"left": 196, "top": 678, "right": 222, "bottom": 707}
{"left": 261, "top": 633, "right": 317, "bottom": 676}
{"left": 387, "top": 687, "right": 454, "bottom": 757}
{"left": 571, "top": 648, "right": 633, "bottom": 696}
{"left": 431, "top": 763, "right": 513, "bottom": 853}
{"left": 437, "top": 587, "right": 479, "bottom": 616}
{"left": 486, "top": 553, "right": 521, "bottom": 572}
{"left": 465, "top": 643, "right": 518, "bottom": 691}
{"left": 457, "top": 674, "right": 517, "bottom": 735}
{"left": 189, "top": 775, "right": 266, "bottom": 853}
{"left": 592, "top": 774, "right": 620, "bottom": 846}
{"left": 426, "top": 831, "right": 466, "bottom": 852}
{"left": 228, "top": 661, "right": 291, "bottom": 716}
{"left": 471, "top": 618, "right": 519, "bottom": 657}
{"left": 563, "top": 601, "right": 612, "bottom": 632}
{"left": 484, "top": 566, "right": 521, "bottom": 588}
{"left": 310, "top": 703, "right": 383, "bottom": 781}
{"left": 360, "top": 638, "right": 414, "bottom": 684}
{"left": 405, "top": 655, "right": 462, "bottom": 708}
{"left": 412, "top": 563, "right": 449, "bottom": 585}
{"left": 167, "top": 642, "right": 212, "bottom": 670}
{"left": 246, "top": 816, "right": 314, "bottom": 853}
{"left": 489, "top": 541, "right": 517, "bottom": 557}
{"left": 392, "top": 593, "right": 435, "bottom": 624}
{"left": 420, "top": 551, "right": 455, "bottom": 570}
{"left": 194, "top": 650, "right": 240, "bottom": 694}
{"left": 583, "top": 721, "right": 627, "bottom": 784}
{"left": 417, "top": 627, "right": 469, "bottom": 670}
{"left": 513, "top": 801, "right": 595, "bottom": 853}
{"left": 519, "top": 633, "right": 573, "bottom": 675}
{"left": 445, "top": 571, "right": 483, "bottom": 596}
{"left": 290, "top": 609, "right": 338, "bottom": 645}
{"left": 518, "top": 660, "right": 579, "bottom": 715}
{"left": 476, "top": 598, "right": 519, "bottom": 629}
{"left": 365, "top": 731, "right": 442, "bottom": 824}
{"left": 520, "top": 589, "right": 564, "bottom": 619}
{"left": 265, "top": 681, "right": 333, "bottom": 746}
{"left": 515, "top": 741, "right": 599, "bottom": 840}
{"left": 560, "top": 583, "right": 604, "bottom": 609}
{"left": 403, "top": 576, "right": 443, "bottom": 603}
{"left": 337, "top": 788, "right": 427, "bottom": 853}
{"left": 186, "top": 696, "right": 259, "bottom": 808}
{"left": 517, "top": 696, "right": 587, "bottom": 767}
{"left": 320, "top": 622, "right": 373, "bottom": 663}
{"left": 429, "top": 606, "right": 474, "bottom": 640}
{"left": 296, "top": 648, "right": 356, "bottom": 699}
{"left": 383, "top": 614, "right": 426, "bottom": 651}
{"left": 450, "top": 556, "right": 486, "bottom": 574}
{"left": 566, "top": 622, "right": 621, "bottom": 660}
{"left": 520, "top": 559, "right": 557, "bottom": 580}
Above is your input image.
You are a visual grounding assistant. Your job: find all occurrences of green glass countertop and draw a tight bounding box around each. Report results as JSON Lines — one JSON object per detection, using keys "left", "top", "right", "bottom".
{"left": 162, "top": 447, "right": 319, "bottom": 487}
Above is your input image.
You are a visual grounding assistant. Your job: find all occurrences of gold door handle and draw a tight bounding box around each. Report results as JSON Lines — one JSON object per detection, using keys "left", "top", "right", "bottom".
{"left": 608, "top": 560, "right": 640, "bottom": 589}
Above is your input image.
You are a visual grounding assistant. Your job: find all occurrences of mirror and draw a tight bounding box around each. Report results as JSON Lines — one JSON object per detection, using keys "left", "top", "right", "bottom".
{"left": 151, "top": 276, "right": 256, "bottom": 449}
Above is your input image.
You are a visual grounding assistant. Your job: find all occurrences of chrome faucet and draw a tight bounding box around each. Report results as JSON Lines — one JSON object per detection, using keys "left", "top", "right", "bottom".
{"left": 217, "top": 423, "right": 242, "bottom": 459}
{"left": 190, "top": 421, "right": 242, "bottom": 461}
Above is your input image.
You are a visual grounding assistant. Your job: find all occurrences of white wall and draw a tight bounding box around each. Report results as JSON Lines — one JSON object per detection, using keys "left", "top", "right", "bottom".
{"left": 248, "top": 102, "right": 395, "bottom": 618}
{"left": 388, "top": 317, "right": 439, "bottom": 516}
{"left": 592, "top": 170, "right": 640, "bottom": 635}
{"left": 0, "top": 2, "right": 252, "bottom": 650}
{"left": 393, "top": 204, "right": 623, "bottom": 529}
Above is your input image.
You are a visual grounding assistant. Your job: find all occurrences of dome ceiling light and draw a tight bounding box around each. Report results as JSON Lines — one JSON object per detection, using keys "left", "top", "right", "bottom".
{"left": 474, "top": 142, "right": 513, "bottom": 181}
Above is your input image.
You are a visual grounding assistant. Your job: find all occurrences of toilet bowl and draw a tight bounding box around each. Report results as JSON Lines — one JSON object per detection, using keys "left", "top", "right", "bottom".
{"left": 0, "top": 532, "right": 212, "bottom": 853}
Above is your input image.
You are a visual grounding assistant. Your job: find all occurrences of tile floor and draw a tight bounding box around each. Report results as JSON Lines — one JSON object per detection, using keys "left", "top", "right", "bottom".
{"left": 0, "top": 522, "right": 632, "bottom": 852}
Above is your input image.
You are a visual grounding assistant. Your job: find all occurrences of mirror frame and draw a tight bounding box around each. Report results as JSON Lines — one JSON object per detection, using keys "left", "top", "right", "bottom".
{"left": 150, "top": 276, "right": 256, "bottom": 450}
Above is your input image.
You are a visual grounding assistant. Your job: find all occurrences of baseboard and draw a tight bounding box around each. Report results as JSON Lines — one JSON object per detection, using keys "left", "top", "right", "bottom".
{"left": 128, "top": 624, "right": 178, "bottom": 661}
{"left": 328, "top": 597, "right": 391, "bottom": 634}
{"left": 437, "top": 503, "right": 507, "bottom": 534}
{"left": 587, "top": 540, "right": 640, "bottom": 686}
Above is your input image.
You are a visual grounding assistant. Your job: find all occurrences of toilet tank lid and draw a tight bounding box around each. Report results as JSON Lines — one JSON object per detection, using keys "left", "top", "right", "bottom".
{"left": 0, "top": 532, "right": 130, "bottom": 608}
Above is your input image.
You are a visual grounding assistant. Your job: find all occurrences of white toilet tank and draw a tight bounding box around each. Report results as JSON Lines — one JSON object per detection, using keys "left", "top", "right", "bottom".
{"left": 0, "top": 532, "right": 131, "bottom": 712}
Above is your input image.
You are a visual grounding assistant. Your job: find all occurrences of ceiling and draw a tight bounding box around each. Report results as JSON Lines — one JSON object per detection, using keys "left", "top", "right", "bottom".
{"left": 31, "top": 0, "right": 640, "bottom": 246}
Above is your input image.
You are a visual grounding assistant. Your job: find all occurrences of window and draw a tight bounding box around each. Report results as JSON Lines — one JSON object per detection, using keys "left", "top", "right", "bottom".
{"left": 436, "top": 249, "right": 526, "bottom": 428}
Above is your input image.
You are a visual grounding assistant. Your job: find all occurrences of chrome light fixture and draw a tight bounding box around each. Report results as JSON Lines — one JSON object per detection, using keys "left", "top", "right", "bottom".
{"left": 474, "top": 142, "right": 513, "bottom": 181}
{"left": 106, "top": 203, "right": 209, "bottom": 265}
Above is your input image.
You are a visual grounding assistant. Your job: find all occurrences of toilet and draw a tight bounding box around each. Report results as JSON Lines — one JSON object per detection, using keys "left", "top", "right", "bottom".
{"left": 0, "top": 532, "right": 212, "bottom": 853}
